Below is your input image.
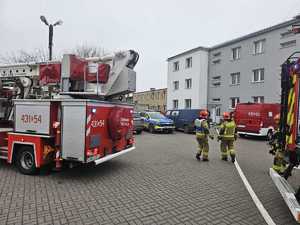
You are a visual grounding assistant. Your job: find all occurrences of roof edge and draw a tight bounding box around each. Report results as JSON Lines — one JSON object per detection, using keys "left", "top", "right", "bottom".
{"left": 167, "top": 18, "right": 300, "bottom": 60}
{"left": 167, "top": 46, "right": 209, "bottom": 61}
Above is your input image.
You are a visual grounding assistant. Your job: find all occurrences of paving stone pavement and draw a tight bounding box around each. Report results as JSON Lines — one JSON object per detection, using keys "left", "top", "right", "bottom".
{"left": 0, "top": 131, "right": 294, "bottom": 225}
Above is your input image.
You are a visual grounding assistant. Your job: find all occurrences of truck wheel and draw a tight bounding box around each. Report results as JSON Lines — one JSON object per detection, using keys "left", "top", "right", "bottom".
{"left": 136, "top": 130, "right": 142, "bottom": 134}
{"left": 183, "top": 125, "right": 189, "bottom": 134}
{"left": 149, "top": 125, "right": 155, "bottom": 133}
{"left": 16, "top": 146, "right": 38, "bottom": 175}
{"left": 239, "top": 134, "right": 245, "bottom": 138}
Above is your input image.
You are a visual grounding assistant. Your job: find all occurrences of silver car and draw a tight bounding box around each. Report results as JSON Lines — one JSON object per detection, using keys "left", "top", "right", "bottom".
{"left": 133, "top": 112, "right": 144, "bottom": 134}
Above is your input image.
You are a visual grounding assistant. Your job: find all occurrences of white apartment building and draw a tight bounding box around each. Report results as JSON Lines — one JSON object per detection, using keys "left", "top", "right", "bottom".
{"left": 167, "top": 47, "right": 209, "bottom": 110}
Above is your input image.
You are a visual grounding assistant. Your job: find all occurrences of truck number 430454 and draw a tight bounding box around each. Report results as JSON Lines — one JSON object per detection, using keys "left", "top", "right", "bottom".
{"left": 21, "top": 114, "right": 42, "bottom": 124}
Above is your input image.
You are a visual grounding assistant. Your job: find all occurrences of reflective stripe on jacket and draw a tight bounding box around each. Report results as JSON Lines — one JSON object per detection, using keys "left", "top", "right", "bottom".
{"left": 220, "top": 120, "right": 236, "bottom": 140}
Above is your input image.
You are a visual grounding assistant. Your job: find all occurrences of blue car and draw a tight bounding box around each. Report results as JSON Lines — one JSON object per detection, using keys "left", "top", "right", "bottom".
{"left": 166, "top": 109, "right": 206, "bottom": 133}
{"left": 140, "top": 111, "right": 175, "bottom": 133}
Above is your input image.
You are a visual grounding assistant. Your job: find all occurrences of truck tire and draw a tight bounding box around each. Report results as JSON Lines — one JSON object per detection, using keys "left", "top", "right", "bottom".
{"left": 136, "top": 130, "right": 142, "bottom": 135}
{"left": 16, "top": 146, "right": 38, "bottom": 175}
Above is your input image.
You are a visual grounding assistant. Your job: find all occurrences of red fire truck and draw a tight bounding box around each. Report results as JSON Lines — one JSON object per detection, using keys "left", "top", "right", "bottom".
{"left": 0, "top": 50, "right": 139, "bottom": 175}
{"left": 234, "top": 103, "right": 280, "bottom": 139}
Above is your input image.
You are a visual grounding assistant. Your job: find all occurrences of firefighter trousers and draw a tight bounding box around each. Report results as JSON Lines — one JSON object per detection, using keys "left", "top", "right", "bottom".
{"left": 196, "top": 136, "right": 209, "bottom": 159}
{"left": 272, "top": 150, "right": 286, "bottom": 174}
{"left": 220, "top": 139, "right": 235, "bottom": 159}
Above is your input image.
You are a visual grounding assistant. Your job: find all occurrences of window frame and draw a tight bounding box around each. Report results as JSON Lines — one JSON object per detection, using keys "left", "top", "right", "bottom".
{"left": 252, "top": 96, "right": 264, "bottom": 103}
{"left": 173, "top": 99, "right": 179, "bottom": 109}
{"left": 230, "top": 72, "right": 240, "bottom": 85}
{"left": 184, "top": 99, "right": 192, "bottom": 109}
{"left": 253, "top": 39, "right": 265, "bottom": 55}
{"left": 173, "top": 61, "right": 179, "bottom": 71}
{"left": 185, "top": 57, "right": 192, "bottom": 68}
{"left": 230, "top": 97, "right": 240, "bottom": 109}
{"left": 232, "top": 47, "right": 241, "bottom": 60}
{"left": 173, "top": 81, "right": 179, "bottom": 90}
{"left": 252, "top": 68, "right": 265, "bottom": 83}
{"left": 185, "top": 78, "right": 192, "bottom": 89}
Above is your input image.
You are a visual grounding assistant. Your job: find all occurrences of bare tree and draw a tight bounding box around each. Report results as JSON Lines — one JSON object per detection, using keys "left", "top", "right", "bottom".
{"left": 72, "top": 44, "right": 106, "bottom": 58}
{"left": 0, "top": 48, "right": 50, "bottom": 64}
{"left": 0, "top": 45, "right": 107, "bottom": 64}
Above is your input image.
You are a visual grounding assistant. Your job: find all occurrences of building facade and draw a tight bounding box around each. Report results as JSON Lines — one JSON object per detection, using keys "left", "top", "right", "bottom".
{"left": 133, "top": 88, "right": 167, "bottom": 112}
{"left": 167, "top": 48, "right": 209, "bottom": 110}
{"left": 167, "top": 17, "right": 300, "bottom": 123}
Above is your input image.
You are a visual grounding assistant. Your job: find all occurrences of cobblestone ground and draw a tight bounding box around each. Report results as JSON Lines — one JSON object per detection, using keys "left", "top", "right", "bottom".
{"left": 0, "top": 131, "right": 296, "bottom": 225}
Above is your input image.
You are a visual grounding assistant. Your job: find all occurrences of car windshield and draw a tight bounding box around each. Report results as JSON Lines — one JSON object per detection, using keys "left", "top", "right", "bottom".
{"left": 148, "top": 112, "right": 166, "bottom": 120}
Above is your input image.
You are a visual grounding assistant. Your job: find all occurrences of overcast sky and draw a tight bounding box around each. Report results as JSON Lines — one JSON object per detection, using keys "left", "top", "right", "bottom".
{"left": 0, "top": 0, "right": 299, "bottom": 91}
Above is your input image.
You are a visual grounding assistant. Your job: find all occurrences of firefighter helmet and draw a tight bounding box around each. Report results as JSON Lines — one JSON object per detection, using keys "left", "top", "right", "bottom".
{"left": 199, "top": 110, "right": 208, "bottom": 119}
{"left": 223, "top": 112, "right": 230, "bottom": 120}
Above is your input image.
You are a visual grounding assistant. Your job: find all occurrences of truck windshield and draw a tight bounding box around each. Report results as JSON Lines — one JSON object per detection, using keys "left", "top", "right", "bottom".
{"left": 148, "top": 112, "right": 166, "bottom": 120}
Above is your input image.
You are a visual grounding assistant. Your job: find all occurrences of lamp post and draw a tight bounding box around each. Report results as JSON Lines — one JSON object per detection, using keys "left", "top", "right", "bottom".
{"left": 40, "top": 16, "right": 63, "bottom": 61}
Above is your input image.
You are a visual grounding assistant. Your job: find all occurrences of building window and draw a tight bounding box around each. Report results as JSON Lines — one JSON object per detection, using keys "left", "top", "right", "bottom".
{"left": 232, "top": 47, "right": 241, "bottom": 60}
{"left": 212, "top": 98, "right": 221, "bottom": 103}
{"left": 253, "top": 39, "right": 265, "bottom": 54}
{"left": 216, "top": 107, "right": 221, "bottom": 117}
{"left": 253, "top": 68, "right": 264, "bottom": 82}
{"left": 156, "top": 92, "right": 160, "bottom": 100}
{"left": 185, "top": 78, "right": 192, "bottom": 89}
{"left": 173, "top": 100, "right": 178, "bottom": 109}
{"left": 212, "top": 59, "right": 221, "bottom": 64}
{"left": 281, "top": 30, "right": 294, "bottom": 39}
{"left": 173, "top": 81, "right": 179, "bottom": 90}
{"left": 213, "top": 52, "right": 221, "bottom": 57}
{"left": 173, "top": 61, "right": 179, "bottom": 71}
{"left": 230, "top": 72, "right": 240, "bottom": 85}
{"left": 280, "top": 40, "right": 296, "bottom": 48}
{"left": 253, "top": 96, "right": 264, "bottom": 103}
{"left": 230, "top": 97, "right": 240, "bottom": 109}
{"left": 211, "top": 76, "right": 221, "bottom": 87}
{"left": 185, "top": 57, "right": 192, "bottom": 68}
{"left": 185, "top": 99, "right": 191, "bottom": 109}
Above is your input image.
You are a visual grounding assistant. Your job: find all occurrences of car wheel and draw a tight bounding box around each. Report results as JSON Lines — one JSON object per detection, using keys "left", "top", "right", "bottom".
{"left": 16, "top": 146, "right": 38, "bottom": 175}
{"left": 183, "top": 125, "right": 189, "bottom": 134}
{"left": 149, "top": 125, "right": 155, "bottom": 133}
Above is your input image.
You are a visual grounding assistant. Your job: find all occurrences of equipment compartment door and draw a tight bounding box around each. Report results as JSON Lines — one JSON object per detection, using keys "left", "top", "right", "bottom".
{"left": 61, "top": 104, "right": 86, "bottom": 162}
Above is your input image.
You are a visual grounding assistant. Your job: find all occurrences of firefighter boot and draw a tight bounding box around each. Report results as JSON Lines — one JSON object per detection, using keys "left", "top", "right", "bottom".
{"left": 231, "top": 154, "right": 235, "bottom": 163}
{"left": 196, "top": 153, "right": 201, "bottom": 161}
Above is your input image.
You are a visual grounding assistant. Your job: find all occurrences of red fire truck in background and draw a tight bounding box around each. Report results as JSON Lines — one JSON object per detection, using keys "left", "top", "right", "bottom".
{"left": 0, "top": 50, "right": 139, "bottom": 175}
{"left": 234, "top": 103, "right": 280, "bottom": 139}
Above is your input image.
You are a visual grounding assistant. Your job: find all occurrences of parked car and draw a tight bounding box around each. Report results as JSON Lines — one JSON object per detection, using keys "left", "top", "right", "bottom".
{"left": 234, "top": 103, "right": 280, "bottom": 138}
{"left": 133, "top": 112, "right": 144, "bottom": 134}
{"left": 166, "top": 109, "right": 205, "bottom": 133}
{"left": 140, "top": 111, "right": 175, "bottom": 133}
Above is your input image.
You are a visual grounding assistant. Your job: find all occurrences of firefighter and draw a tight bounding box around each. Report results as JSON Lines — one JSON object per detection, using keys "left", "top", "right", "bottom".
{"left": 195, "top": 110, "right": 214, "bottom": 161}
{"left": 269, "top": 114, "right": 286, "bottom": 174}
{"left": 218, "top": 112, "right": 237, "bottom": 163}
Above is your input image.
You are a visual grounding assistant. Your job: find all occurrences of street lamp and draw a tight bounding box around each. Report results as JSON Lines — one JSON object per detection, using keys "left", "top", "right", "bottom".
{"left": 40, "top": 15, "right": 63, "bottom": 61}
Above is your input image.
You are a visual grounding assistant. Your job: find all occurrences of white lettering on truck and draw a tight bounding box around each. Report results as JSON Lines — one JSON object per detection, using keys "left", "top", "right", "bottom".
{"left": 91, "top": 120, "right": 105, "bottom": 128}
